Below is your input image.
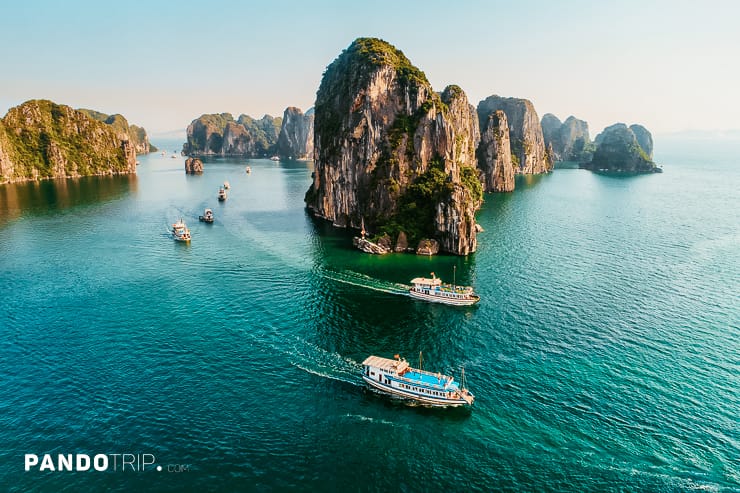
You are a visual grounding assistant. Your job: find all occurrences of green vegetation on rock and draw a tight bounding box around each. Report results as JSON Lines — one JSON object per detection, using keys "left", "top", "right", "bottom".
{"left": 183, "top": 112, "right": 282, "bottom": 156}
{"left": 377, "top": 158, "right": 453, "bottom": 245}
{"left": 78, "top": 109, "right": 152, "bottom": 155}
{"left": 309, "top": 37, "right": 481, "bottom": 255}
{"left": 0, "top": 100, "right": 135, "bottom": 184}
{"left": 460, "top": 165, "right": 483, "bottom": 204}
{"left": 315, "top": 37, "right": 434, "bottom": 161}
{"left": 586, "top": 123, "right": 659, "bottom": 173}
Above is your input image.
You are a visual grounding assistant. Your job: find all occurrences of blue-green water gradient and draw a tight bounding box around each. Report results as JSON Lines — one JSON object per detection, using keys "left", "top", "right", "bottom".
{"left": 0, "top": 141, "right": 737, "bottom": 491}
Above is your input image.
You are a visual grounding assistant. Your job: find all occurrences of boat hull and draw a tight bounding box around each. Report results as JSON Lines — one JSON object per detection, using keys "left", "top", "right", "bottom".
{"left": 362, "top": 376, "right": 470, "bottom": 407}
{"left": 409, "top": 289, "right": 480, "bottom": 306}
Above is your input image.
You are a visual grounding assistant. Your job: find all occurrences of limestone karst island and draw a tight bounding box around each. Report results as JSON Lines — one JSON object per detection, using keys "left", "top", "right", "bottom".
{"left": 4, "top": 1, "right": 739, "bottom": 490}
{"left": 1, "top": 37, "right": 660, "bottom": 258}
{"left": 0, "top": 100, "right": 154, "bottom": 184}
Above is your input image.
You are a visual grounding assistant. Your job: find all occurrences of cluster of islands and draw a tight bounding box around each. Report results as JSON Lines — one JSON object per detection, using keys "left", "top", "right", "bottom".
{"left": 0, "top": 37, "right": 661, "bottom": 257}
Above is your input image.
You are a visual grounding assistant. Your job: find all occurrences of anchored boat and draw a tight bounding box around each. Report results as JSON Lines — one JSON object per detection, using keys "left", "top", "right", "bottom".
{"left": 198, "top": 208, "right": 214, "bottom": 223}
{"left": 171, "top": 218, "right": 191, "bottom": 242}
{"left": 362, "top": 354, "right": 474, "bottom": 407}
{"left": 409, "top": 268, "right": 480, "bottom": 306}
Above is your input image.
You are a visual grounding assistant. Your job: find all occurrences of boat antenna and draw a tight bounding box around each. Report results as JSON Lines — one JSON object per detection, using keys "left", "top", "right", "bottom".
{"left": 419, "top": 351, "right": 423, "bottom": 371}
{"left": 453, "top": 265, "right": 456, "bottom": 290}
{"left": 360, "top": 216, "right": 366, "bottom": 238}
{"left": 461, "top": 365, "right": 467, "bottom": 390}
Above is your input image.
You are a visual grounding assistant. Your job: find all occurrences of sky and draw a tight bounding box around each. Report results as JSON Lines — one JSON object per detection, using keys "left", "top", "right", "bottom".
{"left": 1, "top": 0, "right": 738, "bottom": 139}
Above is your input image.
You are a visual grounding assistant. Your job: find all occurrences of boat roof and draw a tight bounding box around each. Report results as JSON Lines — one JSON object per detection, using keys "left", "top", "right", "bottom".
{"left": 362, "top": 355, "right": 407, "bottom": 371}
{"left": 411, "top": 277, "right": 442, "bottom": 286}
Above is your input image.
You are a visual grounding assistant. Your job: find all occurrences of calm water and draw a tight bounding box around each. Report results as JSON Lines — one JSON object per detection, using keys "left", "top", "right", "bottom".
{"left": 0, "top": 140, "right": 738, "bottom": 492}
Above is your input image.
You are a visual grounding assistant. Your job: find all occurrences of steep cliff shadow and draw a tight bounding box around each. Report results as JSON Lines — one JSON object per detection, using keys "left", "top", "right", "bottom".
{"left": 0, "top": 175, "right": 137, "bottom": 227}
{"left": 301, "top": 209, "right": 481, "bottom": 367}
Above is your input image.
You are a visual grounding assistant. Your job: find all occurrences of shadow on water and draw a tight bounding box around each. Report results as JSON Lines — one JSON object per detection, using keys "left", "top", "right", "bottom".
{"left": 300, "top": 210, "right": 482, "bottom": 382}
{"left": 0, "top": 174, "right": 137, "bottom": 226}
{"left": 515, "top": 172, "right": 549, "bottom": 189}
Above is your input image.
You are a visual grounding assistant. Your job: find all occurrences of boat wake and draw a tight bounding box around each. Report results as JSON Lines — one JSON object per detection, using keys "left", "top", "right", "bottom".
{"left": 320, "top": 269, "right": 410, "bottom": 296}
{"left": 342, "top": 414, "right": 400, "bottom": 426}
{"left": 286, "top": 338, "right": 363, "bottom": 387}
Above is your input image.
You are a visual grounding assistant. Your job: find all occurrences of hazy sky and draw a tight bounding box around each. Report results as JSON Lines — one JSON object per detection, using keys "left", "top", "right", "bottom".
{"left": 1, "top": 0, "right": 738, "bottom": 138}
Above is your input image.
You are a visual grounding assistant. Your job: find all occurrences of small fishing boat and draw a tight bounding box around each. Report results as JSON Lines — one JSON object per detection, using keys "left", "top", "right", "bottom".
{"left": 223, "top": 181, "right": 230, "bottom": 190}
{"left": 409, "top": 268, "right": 480, "bottom": 306}
{"left": 218, "top": 187, "right": 227, "bottom": 201}
{"left": 362, "top": 353, "right": 474, "bottom": 407}
{"left": 198, "top": 208, "right": 214, "bottom": 223}
{"left": 269, "top": 156, "right": 279, "bottom": 161}
{"left": 245, "top": 166, "right": 251, "bottom": 174}
{"left": 171, "top": 218, "right": 191, "bottom": 242}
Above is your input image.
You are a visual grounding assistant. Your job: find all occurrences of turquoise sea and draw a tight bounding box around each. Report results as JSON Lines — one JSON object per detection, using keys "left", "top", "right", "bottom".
{"left": 0, "top": 140, "right": 738, "bottom": 492}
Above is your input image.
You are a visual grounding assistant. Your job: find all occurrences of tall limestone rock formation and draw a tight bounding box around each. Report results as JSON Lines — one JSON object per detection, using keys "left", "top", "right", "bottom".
{"left": 585, "top": 123, "right": 659, "bottom": 173}
{"left": 183, "top": 113, "right": 282, "bottom": 157}
{"left": 540, "top": 113, "right": 562, "bottom": 160}
{"left": 79, "top": 109, "right": 155, "bottom": 154}
{"left": 276, "top": 107, "right": 314, "bottom": 159}
{"left": 629, "top": 124, "right": 654, "bottom": 159}
{"left": 477, "top": 110, "right": 514, "bottom": 192}
{"left": 541, "top": 113, "right": 592, "bottom": 162}
{"left": 477, "top": 95, "right": 552, "bottom": 174}
{"left": 305, "top": 38, "right": 483, "bottom": 255}
{"left": 560, "top": 116, "right": 592, "bottom": 162}
{"left": 0, "top": 100, "right": 136, "bottom": 184}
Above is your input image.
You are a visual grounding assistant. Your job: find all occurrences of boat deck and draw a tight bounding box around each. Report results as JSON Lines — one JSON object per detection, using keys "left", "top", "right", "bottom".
{"left": 403, "top": 370, "right": 448, "bottom": 386}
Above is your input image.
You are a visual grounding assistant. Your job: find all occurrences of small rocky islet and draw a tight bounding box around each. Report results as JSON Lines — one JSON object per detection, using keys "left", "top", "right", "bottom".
{"left": 0, "top": 37, "right": 661, "bottom": 255}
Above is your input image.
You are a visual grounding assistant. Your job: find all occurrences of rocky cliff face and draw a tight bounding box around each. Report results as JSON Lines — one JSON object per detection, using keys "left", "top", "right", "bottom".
{"left": 184, "top": 157, "right": 203, "bottom": 174}
{"left": 629, "top": 124, "right": 654, "bottom": 159}
{"left": 541, "top": 114, "right": 593, "bottom": 163}
{"left": 477, "top": 110, "right": 514, "bottom": 192}
{"left": 0, "top": 100, "right": 136, "bottom": 184}
{"left": 585, "top": 123, "right": 659, "bottom": 173}
{"left": 276, "top": 107, "right": 314, "bottom": 159}
{"left": 477, "top": 95, "right": 552, "bottom": 174}
{"left": 183, "top": 113, "right": 282, "bottom": 157}
{"left": 306, "top": 37, "right": 482, "bottom": 255}
{"left": 560, "top": 116, "right": 592, "bottom": 161}
{"left": 79, "top": 109, "right": 154, "bottom": 155}
{"left": 540, "top": 113, "right": 562, "bottom": 159}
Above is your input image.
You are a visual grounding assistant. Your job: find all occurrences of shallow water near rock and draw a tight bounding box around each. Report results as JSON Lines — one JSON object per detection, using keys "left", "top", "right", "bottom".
{"left": 0, "top": 140, "right": 738, "bottom": 491}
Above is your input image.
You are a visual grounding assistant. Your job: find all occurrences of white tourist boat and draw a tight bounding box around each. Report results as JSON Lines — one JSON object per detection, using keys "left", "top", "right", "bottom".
{"left": 409, "top": 269, "right": 480, "bottom": 306}
{"left": 171, "top": 218, "right": 191, "bottom": 242}
{"left": 218, "top": 186, "right": 227, "bottom": 201}
{"left": 362, "top": 354, "right": 474, "bottom": 407}
{"left": 270, "top": 155, "right": 280, "bottom": 161}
